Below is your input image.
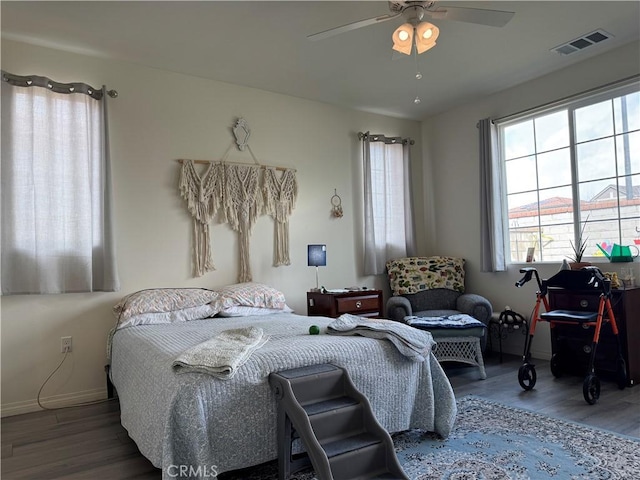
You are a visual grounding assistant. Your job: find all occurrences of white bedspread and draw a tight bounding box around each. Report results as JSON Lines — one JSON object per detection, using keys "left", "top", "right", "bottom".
{"left": 109, "top": 313, "right": 457, "bottom": 479}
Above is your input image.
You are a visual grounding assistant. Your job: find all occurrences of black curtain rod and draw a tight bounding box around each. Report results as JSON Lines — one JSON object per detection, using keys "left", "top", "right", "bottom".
{"left": 358, "top": 131, "right": 415, "bottom": 145}
{"left": 1, "top": 71, "right": 117, "bottom": 100}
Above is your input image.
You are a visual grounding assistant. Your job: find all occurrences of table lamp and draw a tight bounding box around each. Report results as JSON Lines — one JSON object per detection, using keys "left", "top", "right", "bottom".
{"left": 307, "top": 244, "right": 326, "bottom": 292}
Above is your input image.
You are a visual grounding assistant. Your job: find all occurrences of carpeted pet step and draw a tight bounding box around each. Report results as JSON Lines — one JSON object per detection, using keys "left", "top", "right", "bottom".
{"left": 326, "top": 438, "right": 388, "bottom": 480}
{"left": 302, "top": 395, "right": 360, "bottom": 415}
{"left": 270, "top": 363, "right": 408, "bottom": 480}
{"left": 322, "top": 431, "right": 380, "bottom": 457}
{"left": 279, "top": 363, "right": 346, "bottom": 405}
{"left": 308, "top": 400, "right": 364, "bottom": 442}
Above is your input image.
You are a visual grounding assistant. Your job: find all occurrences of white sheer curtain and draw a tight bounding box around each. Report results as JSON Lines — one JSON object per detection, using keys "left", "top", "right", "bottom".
{"left": 1, "top": 80, "right": 119, "bottom": 294}
{"left": 479, "top": 118, "right": 506, "bottom": 272}
{"left": 363, "top": 133, "right": 416, "bottom": 275}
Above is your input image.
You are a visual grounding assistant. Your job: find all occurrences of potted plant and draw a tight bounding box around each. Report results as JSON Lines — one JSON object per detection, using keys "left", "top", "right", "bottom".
{"left": 568, "top": 215, "right": 590, "bottom": 270}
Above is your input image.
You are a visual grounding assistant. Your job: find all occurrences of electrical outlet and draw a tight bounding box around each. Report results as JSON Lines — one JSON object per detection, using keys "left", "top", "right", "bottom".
{"left": 61, "top": 336, "right": 72, "bottom": 353}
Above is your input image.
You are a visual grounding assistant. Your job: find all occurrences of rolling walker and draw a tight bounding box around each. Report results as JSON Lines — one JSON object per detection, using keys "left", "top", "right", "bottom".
{"left": 514, "top": 267, "right": 627, "bottom": 404}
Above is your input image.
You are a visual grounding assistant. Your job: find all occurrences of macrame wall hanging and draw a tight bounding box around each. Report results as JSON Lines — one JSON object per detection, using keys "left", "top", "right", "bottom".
{"left": 179, "top": 160, "right": 223, "bottom": 277}
{"left": 178, "top": 118, "right": 298, "bottom": 281}
{"left": 222, "top": 163, "right": 262, "bottom": 282}
{"left": 263, "top": 168, "right": 298, "bottom": 266}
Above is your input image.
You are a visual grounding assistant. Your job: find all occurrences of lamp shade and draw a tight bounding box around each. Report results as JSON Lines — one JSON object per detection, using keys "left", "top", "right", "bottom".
{"left": 415, "top": 22, "right": 439, "bottom": 54}
{"left": 307, "top": 244, "right": 327, "bottom": 267}
{"left": 392, "top": 23, "right": 414, "bottom": 55}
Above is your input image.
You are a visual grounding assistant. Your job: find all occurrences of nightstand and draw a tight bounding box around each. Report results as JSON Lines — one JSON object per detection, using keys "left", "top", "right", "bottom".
{"left": 307, "top": 290, "right": 383, "bottom": 318}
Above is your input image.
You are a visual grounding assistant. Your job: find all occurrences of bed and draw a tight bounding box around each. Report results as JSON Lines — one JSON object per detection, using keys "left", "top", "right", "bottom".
{"left": 108, "top": 285, "right": 457, "bottom": 479}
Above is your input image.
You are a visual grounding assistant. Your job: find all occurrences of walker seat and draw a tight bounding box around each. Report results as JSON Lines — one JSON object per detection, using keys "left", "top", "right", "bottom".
{"left": 540, "top": 310, "right": 599, "bottom": 323}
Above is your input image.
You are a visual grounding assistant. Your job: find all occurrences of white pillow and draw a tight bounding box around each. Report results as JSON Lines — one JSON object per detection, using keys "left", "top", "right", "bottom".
{"left": 217, "top": 304, "right": 294, "bottom": 317}
{"left": 215, "top": 282, "right": 287, "bottom": 309}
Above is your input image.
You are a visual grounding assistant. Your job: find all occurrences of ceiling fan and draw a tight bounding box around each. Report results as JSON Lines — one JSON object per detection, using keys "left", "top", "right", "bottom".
{"left": 308, "top": 1, "right": 515, "bottom": 45}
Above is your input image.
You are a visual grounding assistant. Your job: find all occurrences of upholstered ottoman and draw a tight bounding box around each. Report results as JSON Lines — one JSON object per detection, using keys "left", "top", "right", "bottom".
{"left": 404, "top": 314, "right": 487, "bottom": 380}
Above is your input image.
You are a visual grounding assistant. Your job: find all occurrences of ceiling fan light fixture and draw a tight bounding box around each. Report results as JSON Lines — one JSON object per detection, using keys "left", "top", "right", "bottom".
{"left": 415, "top": 40, "right": 437, "bottom": 54}
{"left": 392, "top": 23, "right": 414, "bottom": 55}
{"left": 421, "top": 28, "right": 433, "bottom": 40}
{"left": 415, "top": 21, "right": 439, "bottom": 54}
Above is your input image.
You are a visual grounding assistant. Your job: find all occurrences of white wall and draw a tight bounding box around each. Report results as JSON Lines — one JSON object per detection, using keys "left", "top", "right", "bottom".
{"left": 0, "top": 40, "right": 423, "bottom": 415}
{"left": 422, "top": 41, "right": 640, "bottom": 359}
{"left": 3, "top": 38, "right": 638, "bottom": 416}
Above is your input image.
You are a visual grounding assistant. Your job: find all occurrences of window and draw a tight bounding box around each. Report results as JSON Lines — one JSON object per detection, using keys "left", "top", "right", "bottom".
{"left": 361, "top": 133, "right": 415, "bottom": 275}
{"left": 497, "top": 82, "right": 640, "bottom": 263}
{"left": 1, "top": 73, "right": 119, "bottom": 294}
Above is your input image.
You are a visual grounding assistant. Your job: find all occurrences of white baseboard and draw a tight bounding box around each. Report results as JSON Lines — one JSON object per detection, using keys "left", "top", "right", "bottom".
{"left": 1, "top": 388, "right": 108, "bottom": 417}
{"left": 531, "top": 348, "right": 552, "bottom": 361}
{"left": 493, "top": 334, "right": 551, "bottom": 361}
{"left": 490, "top": 343, "right": 552, "bottom": 361}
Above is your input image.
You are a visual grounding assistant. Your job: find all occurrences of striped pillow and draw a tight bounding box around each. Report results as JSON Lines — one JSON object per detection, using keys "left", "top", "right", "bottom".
{"left": 113, "top": 288, "right": 229, "bottom": 322}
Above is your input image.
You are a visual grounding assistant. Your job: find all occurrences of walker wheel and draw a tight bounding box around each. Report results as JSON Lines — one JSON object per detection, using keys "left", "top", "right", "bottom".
{"left": 616, "top": 357, "right": 628, "bottom": 390}
{"left": 518, "top": 363, "right": 537, "bottom": 391}
{"left": 550, "top": 354, "right": 562, "bottom": 378}
{"left": 583, "top": 374, "right": 600, "bottom": 405}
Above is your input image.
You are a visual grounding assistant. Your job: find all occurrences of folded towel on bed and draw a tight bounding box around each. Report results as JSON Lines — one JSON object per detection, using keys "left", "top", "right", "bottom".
{"left": 172, "top": 326, "right": 268, "bottom": 379}
{"left": 327, "top": 314, "right": 434, "bottom": 362}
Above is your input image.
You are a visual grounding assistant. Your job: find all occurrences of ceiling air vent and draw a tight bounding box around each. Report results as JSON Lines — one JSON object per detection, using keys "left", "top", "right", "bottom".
{"left": 551, "top": 29, "right": 613, "bottom": 55}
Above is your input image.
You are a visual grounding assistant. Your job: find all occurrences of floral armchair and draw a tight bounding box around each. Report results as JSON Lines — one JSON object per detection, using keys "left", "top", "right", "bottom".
{"left": 385, "top": 256, "right": 492, "bottom": 349}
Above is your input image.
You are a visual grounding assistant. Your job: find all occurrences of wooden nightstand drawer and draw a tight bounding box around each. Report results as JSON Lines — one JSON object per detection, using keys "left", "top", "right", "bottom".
{"left": 336, "top": 295, "right": 380, "bottom": 314}
{"left": 307, "top": 290, "right": 383, "bottom": 318}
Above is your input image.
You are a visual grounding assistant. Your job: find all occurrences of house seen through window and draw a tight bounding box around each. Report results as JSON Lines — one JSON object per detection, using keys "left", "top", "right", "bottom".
{"left": 498, "top": 82, "right": 640, "bottom": 263}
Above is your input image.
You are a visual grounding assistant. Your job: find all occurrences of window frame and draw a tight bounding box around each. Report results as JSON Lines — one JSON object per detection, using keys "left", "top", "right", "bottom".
{"left": 496, "top": 79, "right": 640, "bottom": 265}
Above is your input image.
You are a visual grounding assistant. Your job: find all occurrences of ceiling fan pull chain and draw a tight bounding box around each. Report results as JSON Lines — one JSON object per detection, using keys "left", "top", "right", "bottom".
{"left": 414, "top": 40, "right": 422, "bottom": 80}
{"left": 413, "top": 37, "right": 422, "bottom": 105}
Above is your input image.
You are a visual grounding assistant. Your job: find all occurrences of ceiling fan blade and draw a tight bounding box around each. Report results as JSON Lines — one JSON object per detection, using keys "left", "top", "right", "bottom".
{"left": 432, "top": 5, "right": 515, "bottom": 27}
{"left": 308, "top": 13, "right": 401, "bottom": 41}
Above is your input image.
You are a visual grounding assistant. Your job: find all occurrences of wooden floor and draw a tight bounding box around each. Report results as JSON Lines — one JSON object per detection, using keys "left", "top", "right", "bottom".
{"left": 2, "top": 353, "right": 639, "bottom": 479}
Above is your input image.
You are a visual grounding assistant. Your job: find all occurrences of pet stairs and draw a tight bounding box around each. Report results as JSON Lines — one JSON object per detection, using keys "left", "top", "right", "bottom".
{"left": 269, "top": 363, "right": 408, "bottom": 480}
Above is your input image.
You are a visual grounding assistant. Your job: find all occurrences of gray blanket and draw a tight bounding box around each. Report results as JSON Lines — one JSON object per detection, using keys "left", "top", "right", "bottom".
{"left": 327, "top": 314, "right": 434, "bottom": 362}
{"left": 109, "top": 313, "right": 457, "bottom": 479}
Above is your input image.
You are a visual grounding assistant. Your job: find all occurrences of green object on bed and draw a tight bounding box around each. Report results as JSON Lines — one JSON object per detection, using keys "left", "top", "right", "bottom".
{"left": 309, "top": 325, "right": 320, "bottom": 335}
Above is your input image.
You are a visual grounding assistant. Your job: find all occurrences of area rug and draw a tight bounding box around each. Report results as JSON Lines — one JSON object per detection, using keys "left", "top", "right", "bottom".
{"left": 219, "top": 395, "right": 640, "bottom": 479}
